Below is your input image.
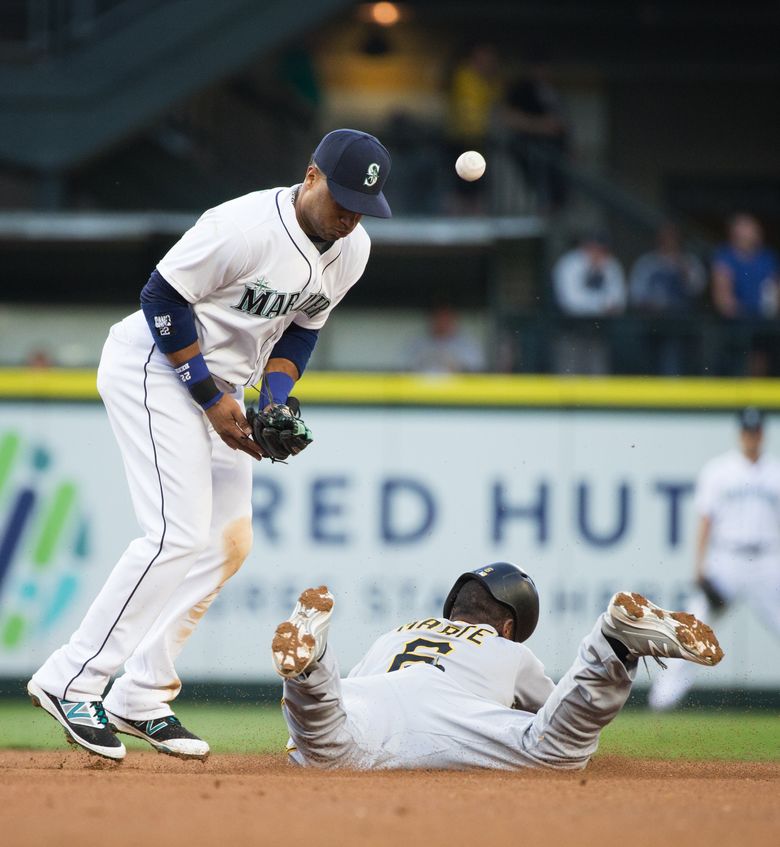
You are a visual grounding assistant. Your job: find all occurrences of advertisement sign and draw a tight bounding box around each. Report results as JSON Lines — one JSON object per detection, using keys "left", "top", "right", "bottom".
{"left": 0, "top": 403, "right": 777, "bottom": 688}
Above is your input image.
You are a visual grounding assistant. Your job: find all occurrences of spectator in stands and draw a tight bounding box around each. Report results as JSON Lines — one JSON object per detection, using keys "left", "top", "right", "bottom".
{"left": 552, "top": 232, "right": 626, "bottom": 374}
{"left": 630, "top": 223, "right": 706, "bottom": 312}
{"left": 503, "top": 49, "right": 569, "bottom": 213}
{"left": 554, "top": 232, "right": 626, "bottom": 317}
{"left": 629, "top": 223, "right": 706, "bottom": 374}
{"left": 712, "top": 213, "right": 779, "bottom": 376}
{"left": 445, "top": 42, "right": 503, "bottom": 214}
{"left": 712, "top": 213, "right": 778, "bottom": 318}
{"left": 407, "top": 305, "right": 486, "bottom": 374}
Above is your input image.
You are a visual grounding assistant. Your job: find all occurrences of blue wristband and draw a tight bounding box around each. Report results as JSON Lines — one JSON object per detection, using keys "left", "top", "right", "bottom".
{"left": 175, "top": 354, "right": 224, "bottom": 410}
{"left": 175, "top": 354, "right": 209, "bottom": 385}
{"left": 259, "top": 371, "right": 295, "bottom": 408}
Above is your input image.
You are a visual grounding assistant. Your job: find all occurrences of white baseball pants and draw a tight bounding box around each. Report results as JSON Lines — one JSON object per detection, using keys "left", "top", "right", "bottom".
{"left": 282, "top": 616, "right": 636, "bottom": 770}
{"left": 33, "top": 316, "right": 253, "bottom": 718}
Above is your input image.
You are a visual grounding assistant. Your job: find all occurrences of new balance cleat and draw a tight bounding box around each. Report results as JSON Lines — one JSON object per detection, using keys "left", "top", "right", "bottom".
{"left": 27, "top": 679, "right": 126, "bottom": 760}
{"left": 105, "top": 712, "right": 210, "bottom": 760}
{"left": 272, "top": 586, "right": 334, "bottom": 679}
{"left": 603, "top": 592, "right": 724, "bottom": 666}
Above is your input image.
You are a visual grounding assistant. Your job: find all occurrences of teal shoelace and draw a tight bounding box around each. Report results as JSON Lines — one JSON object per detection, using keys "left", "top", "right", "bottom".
{"left": 92, "top": 702, "right": 109, "bottom": 726}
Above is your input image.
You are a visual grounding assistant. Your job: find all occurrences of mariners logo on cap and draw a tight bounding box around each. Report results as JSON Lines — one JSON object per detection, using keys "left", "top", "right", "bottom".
{"left": 312, "top": 129, "right": 392, "bottom": 217}
{"left": 364, "top": 163, "right": 380, "bottom": 187}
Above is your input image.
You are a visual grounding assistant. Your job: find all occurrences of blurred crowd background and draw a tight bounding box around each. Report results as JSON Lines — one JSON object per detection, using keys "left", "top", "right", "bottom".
{"left": 1, "top": 0, "right": 779, "bottom": 376}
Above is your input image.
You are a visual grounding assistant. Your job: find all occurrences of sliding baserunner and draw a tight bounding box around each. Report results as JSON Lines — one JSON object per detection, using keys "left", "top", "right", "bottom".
{"left": 272, "top": 563, "right": 723, "bottom": 770}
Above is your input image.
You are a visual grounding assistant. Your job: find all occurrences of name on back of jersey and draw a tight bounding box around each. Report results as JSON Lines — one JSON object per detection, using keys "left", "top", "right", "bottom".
{"left": 232, "top": 277, "right": 331, "bottom": 320}
{"left": 396, "top": 618, "right": 496, "bottom": 646}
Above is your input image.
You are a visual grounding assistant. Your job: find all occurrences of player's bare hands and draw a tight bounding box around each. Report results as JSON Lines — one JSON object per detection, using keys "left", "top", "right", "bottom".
{"left": 204, "top": 394, "right": 264, "bottom": 460}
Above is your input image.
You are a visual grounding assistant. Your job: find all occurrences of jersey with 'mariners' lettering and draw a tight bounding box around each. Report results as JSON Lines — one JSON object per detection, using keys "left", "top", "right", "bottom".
{"left": 348, "top": 617, "right": 554, "bottom": 713}
{"left": 132, "top": 185, "right": 370, "bottom": 387}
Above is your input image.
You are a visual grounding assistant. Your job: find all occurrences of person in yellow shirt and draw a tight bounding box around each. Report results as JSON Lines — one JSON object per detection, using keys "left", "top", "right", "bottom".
{"left": 446, "top": 42, "right": 503, "bottom": 212}
{"left": 448, "top": 43, "right": 503, "bottom": 146}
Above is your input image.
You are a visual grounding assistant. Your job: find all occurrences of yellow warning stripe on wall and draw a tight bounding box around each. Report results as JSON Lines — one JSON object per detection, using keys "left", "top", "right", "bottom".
{"left": 1, "top": 369, "right": 778, "bottom": 409}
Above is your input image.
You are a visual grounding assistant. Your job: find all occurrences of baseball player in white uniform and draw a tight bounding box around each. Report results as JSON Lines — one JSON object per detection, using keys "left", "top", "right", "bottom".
{"left": 649, "top": 407, "right": 780, "bottom": 710}
{"left": 27, "top": 129, "right": 392, "bottom": 760}
{"left": 272, "top": 563, "right": 723, "bottom": 770}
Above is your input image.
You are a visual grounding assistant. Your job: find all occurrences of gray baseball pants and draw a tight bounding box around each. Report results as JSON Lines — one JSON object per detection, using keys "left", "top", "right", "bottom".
{"left": 281, "top": 615, "right": 635, "bottom": 770}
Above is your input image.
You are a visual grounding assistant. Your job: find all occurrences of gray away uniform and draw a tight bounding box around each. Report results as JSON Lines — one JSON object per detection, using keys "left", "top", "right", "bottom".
{"left": 282, "top": 615, "right": 635, "bottom": 770}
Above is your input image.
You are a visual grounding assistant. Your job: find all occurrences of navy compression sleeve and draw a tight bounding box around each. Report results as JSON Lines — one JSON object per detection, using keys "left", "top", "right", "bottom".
{"left": 141, "top": 269, "right": 198, "bottom": 353}
{"left": 269, "top": 324, "right": 319, "bottom": 378}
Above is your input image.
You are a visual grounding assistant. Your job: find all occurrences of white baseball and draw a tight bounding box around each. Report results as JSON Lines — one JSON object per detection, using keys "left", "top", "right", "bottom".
{"left": 455, "top": 150, "right": 486, "bottom": 181}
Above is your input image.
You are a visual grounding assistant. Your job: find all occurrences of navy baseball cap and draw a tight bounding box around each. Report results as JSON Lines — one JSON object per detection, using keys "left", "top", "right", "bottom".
{"left": 312, "top": 129, "right": 392, "bottom": 218}
{"left": 738, "top": 407, "right": 764, "bottom": 431}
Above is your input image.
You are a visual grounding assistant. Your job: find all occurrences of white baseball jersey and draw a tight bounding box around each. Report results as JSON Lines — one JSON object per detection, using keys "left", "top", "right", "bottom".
{"left": 133, "top": 185, "right": 370, "bottom": 386}
{"left": 695, "top": 450, "right": 780, "bottom": 550}
{"left": 649, "top": 448, "right": 780, "bottom": 712}
{"left": 348, "top": 617, "right": 554, "bottom": 713}
{"left": 33, "top": 185, "right": 371, "bottom": 716}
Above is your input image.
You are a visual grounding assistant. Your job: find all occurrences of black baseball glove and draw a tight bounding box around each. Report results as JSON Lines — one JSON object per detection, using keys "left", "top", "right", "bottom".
{"left": 697, "top": 576, "right": 728, "bottom": 612}
{"left": 246, "top": 396, "right": 313, "bottom": 461}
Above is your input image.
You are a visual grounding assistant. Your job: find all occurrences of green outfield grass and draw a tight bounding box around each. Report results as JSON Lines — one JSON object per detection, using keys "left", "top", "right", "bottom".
{"left": 597, "top": 711, "right": 779, "bottom": 761}
{"left": 0, "top": 701, "right": 777, "bottom": 760}
{"left": 0, "top": 701, "right": 288, "bottom": 755}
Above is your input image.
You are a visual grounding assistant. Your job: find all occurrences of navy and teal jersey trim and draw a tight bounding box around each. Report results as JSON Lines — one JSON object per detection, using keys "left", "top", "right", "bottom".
{"left": 274, "top": 190, "right": 312, "bottom": 290}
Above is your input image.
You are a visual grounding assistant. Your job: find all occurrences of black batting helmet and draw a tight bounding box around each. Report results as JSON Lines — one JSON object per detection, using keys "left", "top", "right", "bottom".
{"left": 442, "top": 562, "right": 540, "bottom": 643}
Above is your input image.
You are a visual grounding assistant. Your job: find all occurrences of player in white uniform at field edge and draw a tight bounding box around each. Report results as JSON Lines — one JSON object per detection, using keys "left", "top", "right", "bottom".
{"left": 272, "top": 564, "right": 723, "bottom": 771}
{"left": 649, "top": 407, "right": 780, "bottom": 711}
{"left": 27, "top": 129, "right": 392, "bottom": 760}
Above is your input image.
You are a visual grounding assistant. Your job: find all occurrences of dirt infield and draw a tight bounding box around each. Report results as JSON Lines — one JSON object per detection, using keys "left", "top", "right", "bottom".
{"left": 1, "top": 751, "right": 778, "bottom": 847}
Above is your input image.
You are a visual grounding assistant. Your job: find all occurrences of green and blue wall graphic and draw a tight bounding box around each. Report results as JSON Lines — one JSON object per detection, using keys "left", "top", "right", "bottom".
{"left": 0, "top": 400, "right": 776, "bottom": 686}
{"left": 0, "top": 430, "right": 90, "bottom": 652}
